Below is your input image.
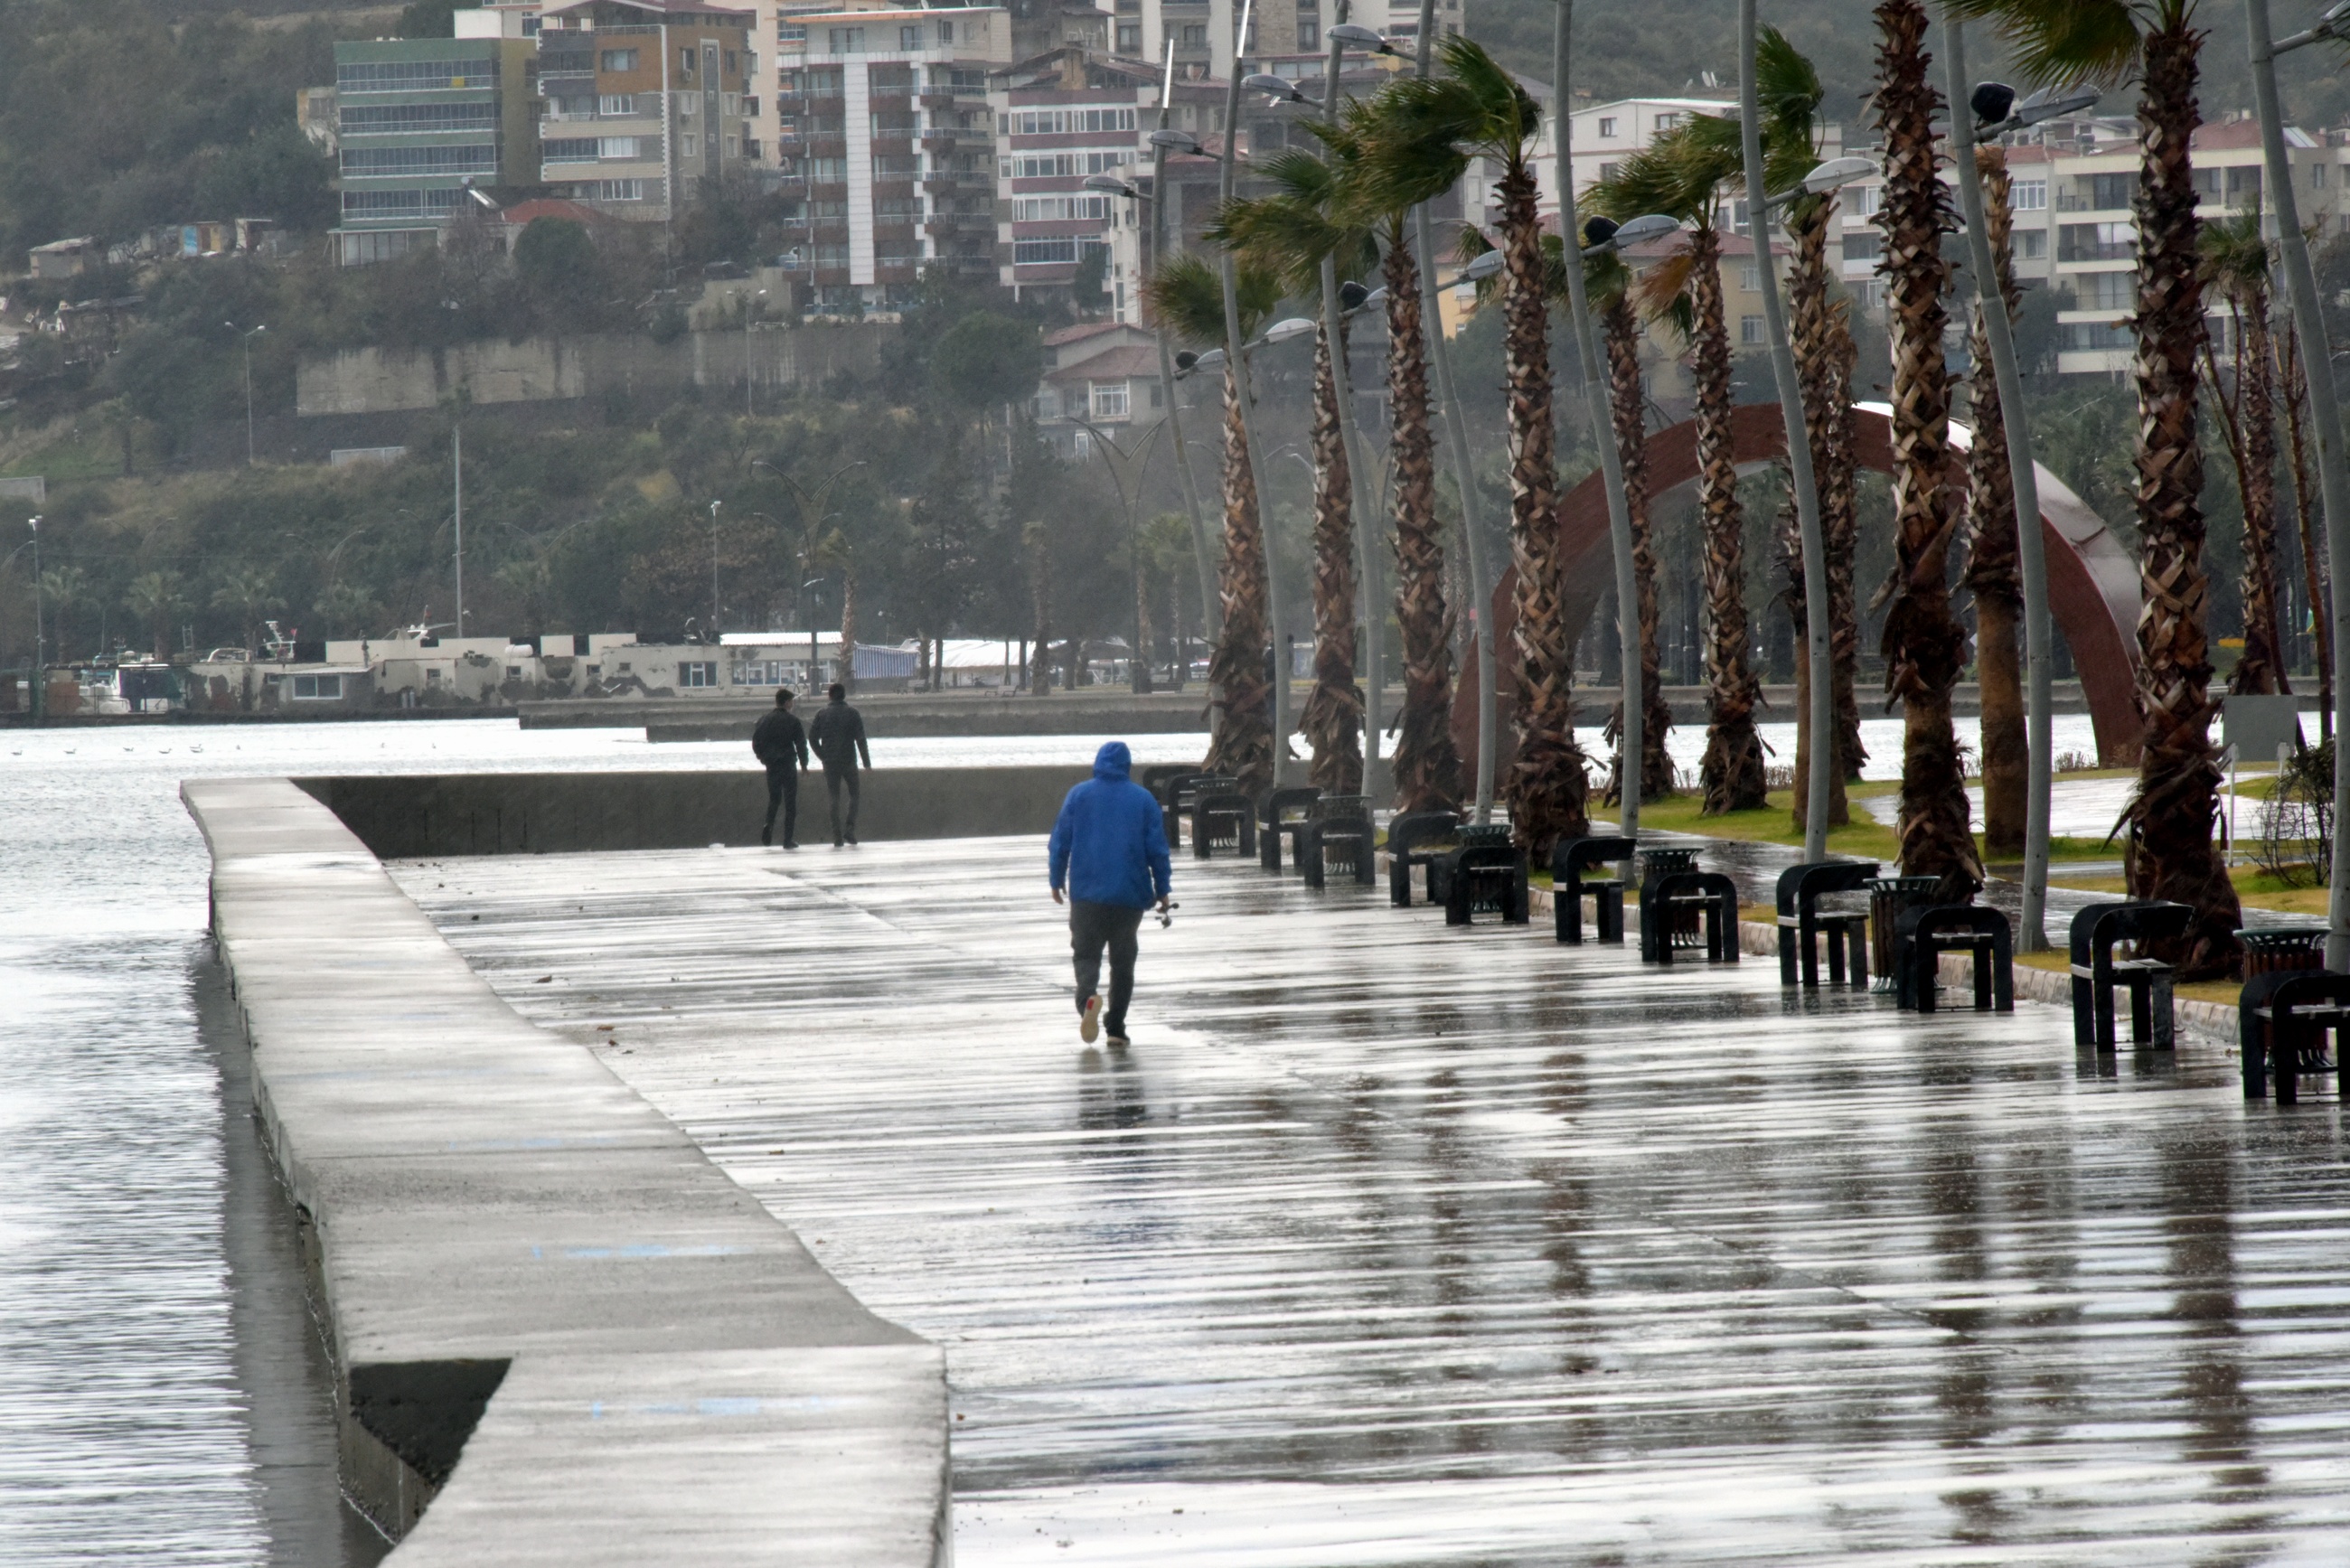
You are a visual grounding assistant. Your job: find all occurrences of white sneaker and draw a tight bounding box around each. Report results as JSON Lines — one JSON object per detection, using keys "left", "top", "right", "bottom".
{"left": 1079, "top": 995, "right": 1101, "bottom": 1043}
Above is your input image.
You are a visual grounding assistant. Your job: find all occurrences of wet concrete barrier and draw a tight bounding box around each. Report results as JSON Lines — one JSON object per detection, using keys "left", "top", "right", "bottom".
{"left": 184, "top": 776, "right": 951, "bottom": 1563}
{"left": 296, "top": 764, "right": 1115, "bottom": 858}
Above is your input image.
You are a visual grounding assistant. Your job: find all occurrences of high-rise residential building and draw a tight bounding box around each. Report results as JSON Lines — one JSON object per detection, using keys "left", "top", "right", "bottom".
{"left": 763, "top": 5, "right": 1012, "bottom": 314}
{"left": 992, "top": 47, "right": 1153, "bottom": 317}
{"left": 534, "top": 0, "right": 760, "bottom": 222}
{"left": 330, "top": 36, "right": 541, "bottom": 265}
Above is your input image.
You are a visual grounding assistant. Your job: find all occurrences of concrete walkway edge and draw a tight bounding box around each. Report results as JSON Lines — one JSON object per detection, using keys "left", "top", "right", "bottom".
{"left": 183, "top": 776, "right": 952, "bottom": 1566}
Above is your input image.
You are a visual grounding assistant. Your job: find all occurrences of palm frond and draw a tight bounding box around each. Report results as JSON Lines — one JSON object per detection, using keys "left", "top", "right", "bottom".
{"left": 1632, "top": 249, "right": 1698, "bottom": 342}
{"left": 2196, "top": 201, "right": 2271, "bottom": 296}
{"left": 1948, "top": 0, "right": 2147, "bottom": 88}
{"left": 1144, "top": 251, "right": 1234, "bottom": 347}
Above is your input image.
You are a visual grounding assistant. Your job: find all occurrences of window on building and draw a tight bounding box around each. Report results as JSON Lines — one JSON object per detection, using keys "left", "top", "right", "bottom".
{"left": 338, "top": 57, "right": 497, "bottom": 91}
{"left": 2315, "top": 162, "right": 2329, "bottom": 188}
{"left": 599, "top": 48, "right": 637, "bottom": 71}
{"left": 721, "top": 92, "right": 739, "bottom": 116}
{"left": 900, "top": 23, "right": 923, "bottom": 47}
{"left": 724, "top": 49, "right": 738, "bottom": 73}
{"left": 2088, "top": 171, "right": 2132, "bottom": 209}
{"left": 543, "top": 137, "right": 598, "bottom": 162}
{"left": 2227, "top": 164, "right": 2263, "bottom": 200}
{"left": 1654, "top": 112, "right": 1679, "bottom": 129}
{"left": 576, "top": 178, "right": 646, "bottom": 201}
{"left": 1842, "top": 230, "right": 1882, "bottom": 263}
{"left": 1090, "top": 381, "right": 1130, "bottom": 418}
{"left": 1852, "top": 183, "right": 1882, "bottom": 215}
{"left": 1015, "top": 237, "right": 1080, "bottom": 264}
{"left": 680, "top": 93, "right": 698, "bottom": 115}
{"left": 725, "top": 135, "right": 739, "bottom": 157}
{"left": 1182, "top": 24, "right": 1207, "bottom": 43}
{"left": 829, "top": 28, "right": 864, "bottom": 53}
{"left": 1598, "top": 116, "right": 1617, "bottom": 137}
{"left": 681, "top": 46, "right": 697, "bottom": 73}
{"left": 2011, "top": 178, "right": 2046, "bottom": 211}
{"left": 939, "top": 20, "right": 954, "bottom": 42}
{"left": 2058, "top": 221, "right": 2131, "bottom": 262}
{"left": 1739, "top": 263, "right": 1759, "bottom": 292}
{"left": 805, "top": 156, "right": 848, "bottom": 180}
{"left": 804, "top": 67, "right": 843, "bottom": 95}
{"left": 678, "top": 662, "right": 718, "bottom": 687}
{"left": 599, "top": 93, "right": 639, "bottom": 116}
{"left": 2060, "top": 320, "right": 2134, "bottom": 352}
{"left": 341, "top": 101, "right": 498, "bottom": 132}
{"left": 1597, "top": 161, "right": 1621, "bottom": 181}
{"left": 290, "top": 674, "right": 343, "bottom": 699}
{"left": 1740, "top": 314, "right": 1764, "bottom": 345}
{"left": 2079, "top": 268, "right": 2136, "bottom": 310}
{"left": 2016, "top": 229, "right": 2047, "bottom": 259}
{"left": 342, "top": 144, "right": 498, "bottom": 174}
{"left": 681, "top": 134, "right": 699, "bottom": 156}
{"left": 1298, "top": 21, "right": 1319, "bottom": 47}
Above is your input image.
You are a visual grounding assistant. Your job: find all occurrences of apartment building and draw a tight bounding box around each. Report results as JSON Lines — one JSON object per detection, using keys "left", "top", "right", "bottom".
{"left": 533, "top": 0, "right": 758, "bottom": 223}
{"left": 329, "top": 37, "right": 541, "bottom": 265}
{"left": 992, "top": 46, "right": 1155, "bottom": 315}
{"left": 757, "top": 5, "right": 1012, "bottom": 314}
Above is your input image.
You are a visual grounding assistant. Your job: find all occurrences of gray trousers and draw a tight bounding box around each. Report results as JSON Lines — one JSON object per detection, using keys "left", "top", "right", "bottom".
{"left": 822, "top": 764, "right": 860, "bottom": 842}
{"left": 1069, "top": 899, "right": 1144, "bottom": 1038}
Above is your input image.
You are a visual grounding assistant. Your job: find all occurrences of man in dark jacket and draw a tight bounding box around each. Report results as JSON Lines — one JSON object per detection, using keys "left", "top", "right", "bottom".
{"left": 806, "top": 682, "right": 871, "bottom": 847}
{"left": 751, "top": 688, "right": 809, "bottom": 848}
{"left": 1048, "top": 741, "right": 1172, "bottom": 1047}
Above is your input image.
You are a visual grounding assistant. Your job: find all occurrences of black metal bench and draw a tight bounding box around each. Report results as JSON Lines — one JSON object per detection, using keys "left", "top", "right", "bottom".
{"left": 2069, "top": 899, "right": 2192, "bottom": 1049}
{"left": 1639, "top": 855, "right": 1740, "bottom": 964}
{"left": 1257, "top": 785, "right": 1321, "bottom": 870}
{"left": 1156, "top": 772, "right": 1227, "bottom": 850}
{"left": 1428, "top": 825, "right": 1528, "bottom": 926}
{"left": 1552, "top": 835, "right": 1636, "bottom": 944}
{"left": 1386, "top": 810, "right": 1463, "bottom": 907}
{"left": 1190, "top": 787, "right": 1255, "bottom": 859}
{"left": 1300, "top": 794, "right": 1376, "bottom": 889}
{"left": 2240, "top": 970, "right": 2350, "bottom": 1102}
{"left": 1775, "top": 859, "right": 1880, "bottom": 988}
{"left": 1896, "top": 904, "right": 2013, "bottom": 1013}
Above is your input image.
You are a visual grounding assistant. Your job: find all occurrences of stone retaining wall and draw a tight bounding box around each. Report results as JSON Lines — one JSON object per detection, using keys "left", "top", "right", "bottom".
{"left": 184, "top": 777, "right": 951, "bottom": 1564}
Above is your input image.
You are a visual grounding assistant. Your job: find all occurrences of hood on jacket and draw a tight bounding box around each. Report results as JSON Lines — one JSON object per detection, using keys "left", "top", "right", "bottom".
{"left": 1093, "top": 740, "right": 1133, "bottom": 782}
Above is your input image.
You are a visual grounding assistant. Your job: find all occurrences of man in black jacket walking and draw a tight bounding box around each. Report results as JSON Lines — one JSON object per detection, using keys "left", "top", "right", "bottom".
{"left": 752, "top": 688, "right": 810, "bottom": 848}
{"left": 806, "top": 681, "right": 871, "bottom": 847}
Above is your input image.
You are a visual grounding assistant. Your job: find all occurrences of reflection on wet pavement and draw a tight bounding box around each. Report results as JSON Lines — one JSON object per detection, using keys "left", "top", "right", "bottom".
{"left": 404, "top": 838, "right": 2350, "bottom": 1564}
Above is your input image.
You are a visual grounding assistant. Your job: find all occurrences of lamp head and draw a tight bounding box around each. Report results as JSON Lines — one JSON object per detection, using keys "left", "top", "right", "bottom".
{"left": 1262, "top": 315, "right": 1316, "bottom": 344}
{"left": 1969, "top": 81, "right": 2016, "bottom": 127}
{"left": 1174, "top": 350, "right": 1198, "bottom": 372}
{"left": 1243, "top": 72, "right": 1307, "bottom": 103}
{"left": 1801, "top": 155, "right": 1879, "bottom": 195}
{"left": 1337, "top": 279, "right": 1370, "bottom": 311}
{"left": 1462, "top": 248, "right": 1504, "bottom": 283}
{"left": 1581, "top": 215, "right": 1621, "bottom": 249}
{"left": 2011, "top": 88, "right": 2101, "bottom": 128}
{"left": 1149, "top": 127, "right": 1204, "bottom": 153}
{"left": 1328, "top": 22, "right": 1394, "bottom": 53}
{"left": 1083, "top": 173, "right": 1138, "bottom": 196}
{"left": 1193, "top": 347, "right": 1227, "bottom": 370}
{"left": 1612, "top": 212, "right": 1680, "bottom": 246}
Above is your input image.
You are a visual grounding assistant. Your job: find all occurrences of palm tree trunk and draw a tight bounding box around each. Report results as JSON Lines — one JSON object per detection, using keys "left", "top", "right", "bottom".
{"left": 2124, "top": 18, "right": 2242, "bottom": 979}
{"left": 1689, "top": 225, "right": 1766, "bottom": 815}
{"left": 1875, "top": 0, "right": 1980, "bottom": 902}
{"left": 1967, "top": 146, "right": 2027, "bottom": 857}
{"left": 1784, "top": 194, "right": 1851, "bottom": 828}
{"left": 1204, "top": 357, "right": 1274, "bottom": 794}
{"left": 1302, "top": 317, "right": 1364, "bottom": 793}
{"left": 2231, "top": 292, "right": 2287, "bottom": 697}
{"left": 1600, "top": 291, "right": 1674, "bottom": 803}
{"left": 1496, "top": 160, "right": 1589, "bottom": 857}
{"left": 837, "top": 568, "right": 859, "bottom": 690}
{"left": 1385, "top": 230, "right": 1463, "bottom": 812}
{"left": 2280, "top": 324, "right": 2332, "bottom": 732}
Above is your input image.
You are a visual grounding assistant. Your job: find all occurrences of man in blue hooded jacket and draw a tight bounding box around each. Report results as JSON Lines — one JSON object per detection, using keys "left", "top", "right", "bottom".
{"left": 1048, "top": 741, "right": 1172, "bottom": 1047}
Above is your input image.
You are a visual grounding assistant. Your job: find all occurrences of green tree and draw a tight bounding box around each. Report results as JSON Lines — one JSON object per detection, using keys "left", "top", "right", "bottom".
{"left": 211, "top": 568, "right": 282, "bottom": 659}
{"left": 930, "top": 311, "right": 1044, "bottom": 411}
{"left": 514, "top": 217, "right": 598, "bottom": 305}
{"left": 123, "top": 570, "right": 183, "bottom": 659}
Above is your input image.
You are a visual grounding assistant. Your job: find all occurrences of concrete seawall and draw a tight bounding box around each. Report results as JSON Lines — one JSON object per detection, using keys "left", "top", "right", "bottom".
{"left": 296, "top": 764, "right": 1115, "bottom": 857}
{"left": 184, "top": 777, "right": 951, "bottom": 1563}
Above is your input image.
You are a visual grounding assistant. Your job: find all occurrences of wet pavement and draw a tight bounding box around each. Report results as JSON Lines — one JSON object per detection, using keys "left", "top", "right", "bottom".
{"left": 401, "top": 835, "right": 2350, "bottom": 1565}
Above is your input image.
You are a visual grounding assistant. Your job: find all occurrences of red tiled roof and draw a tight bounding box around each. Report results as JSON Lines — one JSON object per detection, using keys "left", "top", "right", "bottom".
{"left": 1044, "top": 321, "right": 1124, "bottom": 346}
{"left": 499, "top": 198, "right": 616, "bottom": 227}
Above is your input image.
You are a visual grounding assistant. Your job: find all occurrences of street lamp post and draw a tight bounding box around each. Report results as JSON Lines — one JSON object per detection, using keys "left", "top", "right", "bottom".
{"left": 1734, "top": 0, "right": 1836, "bottom": 862}
{"left": 709, "top": 500, "right": 723, "bottom": 634}
{"left": 2248, "top": 0, "right": 2350, "bottom": 969}
{"left": 1075, "top": 417, "right": 1168, "bottom": 694}
{"left": 1411, "top": 0, "right": 1496, "bottom": 822}
{"left": 1944, "top": 18, "right": 2062, "bottom": 950}
{"left": 1214, "top": 0, "right": 1290, "bottom": 782}
{"left": 25, "top": 515, "right": 42, "bottom": 725}
{"left": 226, "top": 322, "right": 266, "bottom": 466}
{"left": 745, "top": 287, "right": 768, "bottom": 418}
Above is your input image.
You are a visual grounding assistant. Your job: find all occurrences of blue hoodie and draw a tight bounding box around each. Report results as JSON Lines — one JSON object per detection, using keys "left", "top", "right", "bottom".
{"left": 1048, "top": 742, "right": 1172, "bottom": 909}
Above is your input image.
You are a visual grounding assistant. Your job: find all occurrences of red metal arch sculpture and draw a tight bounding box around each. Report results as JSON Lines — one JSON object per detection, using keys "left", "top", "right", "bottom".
{"left": 1452, "top": 400, "right": 2143, "bottom": 770}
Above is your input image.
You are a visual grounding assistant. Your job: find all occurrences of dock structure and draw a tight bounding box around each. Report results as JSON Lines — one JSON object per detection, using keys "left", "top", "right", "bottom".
{"left": 393, "top": 835, "right": 2350, "bottom": 1562}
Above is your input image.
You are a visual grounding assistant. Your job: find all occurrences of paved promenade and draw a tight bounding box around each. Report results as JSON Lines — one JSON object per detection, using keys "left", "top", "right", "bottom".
{"left": 400, "top": 838, "right": 2350, "bottom": 1565}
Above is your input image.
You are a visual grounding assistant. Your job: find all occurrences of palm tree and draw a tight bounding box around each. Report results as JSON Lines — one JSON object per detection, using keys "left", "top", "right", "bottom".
{"left": 1966, "top": 144, "right": 2030, "bottom": 857}
{"left": 1753, "top": 23, "right": 1856, "bottom": 828}
{"left": 1023, "top": 517, "right": 1052, "bottom": 693}
{"left": 1593, "top": 117, "right": 1767, "bottom": 816}
{"left": 123, "top": 570, "right": 183, "bottom": 661}
{"left": 1330, "top": 99, "right": 1461, "bottom": 812}
{"left": 210, "top": 568, "right": 282, "bottom": 662}
{"left": 1586, "top": 249, "right": 1674, "bottom": 803}
{"left": 1874, "top": 0, "right": 1980, "bottom": 903}
{"left": 1359, "top": 34, "right": 1589, "bottom": 855}
{"left": 1212, "top": 147, "right": 1378, "bottom": 796}
{"left": 1951, "top": 0, "right": 2238, "bottom": 971}
{"left": 39, "top": 565, "right": 91, "bottom": 660}
{"left": 1143, "top": 250, "right": 1283, "bottom": 793}
{"left": 2197, "top": 206, "right": 2287, "bottom": 698}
